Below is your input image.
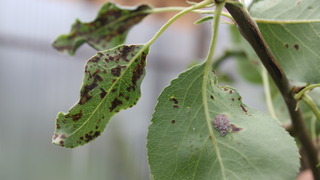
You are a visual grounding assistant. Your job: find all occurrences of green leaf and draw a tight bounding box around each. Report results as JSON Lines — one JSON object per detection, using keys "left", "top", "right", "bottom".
{"left": 249, "top": 0, "right": 320, "bottom": 83}
{"left": 52, "top": 3, "right": 151, "bottom": 55}
{"left": 194, "top": 16, "right": 213, "bottom": 24}
{"left": 52, "top": 44, "right": 149, "bottom": 148}
{"left": 229, "top": 26, "right": 262, "bottom": 84}
{"left": 147, "top": 64, "right": 299, "bottom": 179}
{"left": 273, "top": 87, "right": 320, "bottom": 134}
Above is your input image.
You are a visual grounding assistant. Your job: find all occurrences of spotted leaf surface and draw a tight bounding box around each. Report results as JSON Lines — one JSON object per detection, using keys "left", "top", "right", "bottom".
{"left": 147, "top": 64, "right": 299, "bottom": 180}
{"left": 250, "top": 0, "right": 320, "bottom": 83}
{"left": 52, "top": 3, "right": 151, "bottom": 55}
{"left": 52, "top": 44, "right": 149, "bottom": 148}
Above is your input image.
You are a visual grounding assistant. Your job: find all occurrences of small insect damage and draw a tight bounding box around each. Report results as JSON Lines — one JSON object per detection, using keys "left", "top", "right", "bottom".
{"left": 212, "top": 114, "right": 243, "bottom": 136}
{"left": 213, "top": 114, "right": 231, "bottom": 136}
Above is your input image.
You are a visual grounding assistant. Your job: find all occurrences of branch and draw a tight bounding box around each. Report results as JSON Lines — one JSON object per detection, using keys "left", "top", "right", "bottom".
{"left": 224, "top": 1, "right": 320, "bottom": 178}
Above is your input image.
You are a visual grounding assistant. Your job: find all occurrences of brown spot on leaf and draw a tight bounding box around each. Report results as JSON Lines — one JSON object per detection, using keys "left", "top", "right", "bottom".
{"left": 210, "top": 95, "right": 214, "bottom": 100}
{"left": 89, "top": 56, "right": 100, "bottom": 63}
{"left": 238, "top": 97, "right": 241, "bottom": 101}
{"left": 59, "top": 140, "right": 65, "bottom": 147}
{"left": 294, "top": 44, "right": 299, "bottom": 50}
{"left": 80, "top": 136, "right": 84, "bottom": 140}
{"left": 79, "top": 81, "right": 98, "bottom": 104}
{"left": 84, "top": 134, "right": 93, "bottom": 142}
{"left": 60, "top": 134, "right": 66, "bottom": 139}
{"left": 71, "top": 110, "right": 83, "bottom": 122}
{"left": 240, "top": 104, "right": 248, "bottom": 113}
{"left": 231, "top": 124, "right": 243, "bottom": 132}
{"left": 93, "top": 131, "right": 100, "bottom": 137}
{"left": 120, "top": 45, "right": 136, "bottom": 60}
{"left": 231, "top": 98, "right": 235, "bottom": 101}
{"left": 285, "top": 44, "right": 289, "bottom": 48}
{"left": 111, "top": 66, "right": 122, "bottom": 77}
{"left": 169, "top": 97, "right": 178, "bottom": 104}
{"left": 97, "top": 52, "right": 104, "bottom": 57}
{"left": 95, "top": 125, "right": 99, "bottom": 129}
{"left": 171, "top": 120, "right": 176, "bottom": 124}
{"left": 109, "top": 98, "right": 122, "bottom": 112}
{"left": 100, "top": 88, "right": 107, "bottom": 98}
{"left": 131, "top": 52, "right": 147, "bottom": 87}
{"left": 229, "top": 90, "right": 233, "bottom": 94}
{"left": 173, "top": 105, "right": 179, "bottom": 108}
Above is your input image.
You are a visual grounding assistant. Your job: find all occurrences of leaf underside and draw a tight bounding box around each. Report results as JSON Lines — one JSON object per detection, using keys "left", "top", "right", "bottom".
{"left": 52, "top": 44, "right": 149, "bottom": 148}
{"left": 147, "top": 64, "right": 299, "bottom": 180}
{"left": 229, "top": 26, "right": 262, "bottom": 84}
{"left": 250, "top": 0, "right": 320, "bottom": 84}
{"left": 52, "top": 2, "right": 151, "bottom": 55}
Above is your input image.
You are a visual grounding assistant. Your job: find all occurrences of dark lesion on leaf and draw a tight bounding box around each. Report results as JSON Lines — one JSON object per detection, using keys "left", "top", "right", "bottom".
{"left": 240, "top": 104, "right": 248, "bottom": 113}
{"left": 79, "top": 81, "right": 98, "bottom": 105}
{"left": 213, "top": 114, "right": 231, "bottom": 136}
{"left": 171, "top": 120, "right": 176, "bottom": 124}
{"left": 80, "top": 68, "right": 105, "bottom": 104}
{"left": 83, "top": 131, "right": 101, "bottom": 143}
{"left": 59, "top": 140, "right": 65, "bottom": 147}
{"left": 230, "top": 124, "right": 243, "bottom": 132}
{"left": 131, "top": 54, "right": 146, "bottom": 86}
{"left": 120, "top": 45, "right": 137, "bottom": 61}
{"left": 294, "top": 44, "right": 299, "bottom": 50}
{"left": 111, "top": 65, "right": 126, "bottom": 77}
{"left": 100, "top": 88, "right": 107, "bottom": 98}
{"left": 109, "top": 98, "right": 123, "bottom": 112}
{"left": 71, "top": 110, "right": 83, "bottom": 122}
{"left": 169, "top": 97, "right": 179, "bottom": 104}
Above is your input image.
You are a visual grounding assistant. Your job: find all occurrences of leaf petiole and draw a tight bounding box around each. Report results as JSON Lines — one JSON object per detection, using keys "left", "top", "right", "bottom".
{"left": 144, "top": 6, "right": 233, "bottom": 19}
{"left": 261, "top": 67, "right": 280, "bottom": 124}
{"left": 202, "top": 1, "right": 226, "bottom": 179}
{"left": 295, "top": 84, "right": 320, "bottom": 100}
{"left": 301, "top": 94, "right": 320, "bottom": 123}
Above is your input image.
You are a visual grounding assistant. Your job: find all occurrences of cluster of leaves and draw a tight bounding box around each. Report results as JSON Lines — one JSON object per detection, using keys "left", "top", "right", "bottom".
{"left": 51, "top": 0, "right": 320, "bottom": 179}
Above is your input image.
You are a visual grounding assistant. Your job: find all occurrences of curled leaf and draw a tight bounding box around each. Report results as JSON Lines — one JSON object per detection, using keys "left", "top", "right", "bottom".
{"left": 52, "top": 44, "right": 149, "bottom": 148}
{"left": 52, "top": 3, "right": 151, "bottom": 55}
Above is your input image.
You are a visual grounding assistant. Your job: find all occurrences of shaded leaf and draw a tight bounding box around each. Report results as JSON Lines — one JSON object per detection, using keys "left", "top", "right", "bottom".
{"left": 273, "top": 87, "right": 320, "bottom": 134}
{"left": 147, "top": 64, "right": 299, "bottom": 179}
{"left": 52, "top": 44, "right": 149, "bottom": 148}
{"left": 194, "top": 16, "right": 213, "bottom": 24}
{"left": 229, "top": 25, "right": 262, "bottom": 84}
{"left": 52, "top": 3, "right": 151, "bottom": 55}
{"left": 250, "top": 0, "right": 320, "bottom": 83}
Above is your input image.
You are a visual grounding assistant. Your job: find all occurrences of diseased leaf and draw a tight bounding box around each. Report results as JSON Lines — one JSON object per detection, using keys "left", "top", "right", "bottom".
{"left": 147, "top": 64, "right": 299, "bottom": 179}
{"left": 52, "top": 44, "right": 149, "bottom": 148}
{"left": 250, "top": 0, "right": 320, "bottom": 83}
{"left": 52, "top": 3, "right": 151, "bottom": 55}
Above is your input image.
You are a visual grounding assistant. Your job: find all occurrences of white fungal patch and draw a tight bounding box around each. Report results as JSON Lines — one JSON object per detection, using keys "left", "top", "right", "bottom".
{"left": 213, "top": 114, "right": 231, "bottom": 136}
